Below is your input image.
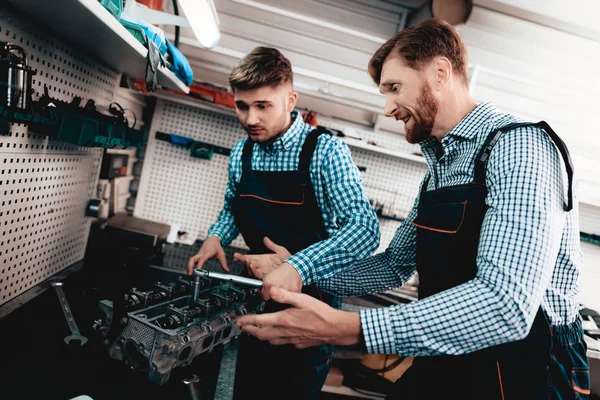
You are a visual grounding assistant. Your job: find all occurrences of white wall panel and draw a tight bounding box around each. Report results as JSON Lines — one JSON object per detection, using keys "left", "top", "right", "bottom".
{"left": 134, "top": 99, "right": 249, "bottom": 250}
{"left": 210, "top": 0, "right": 386, "bottom": 52}
{"left": 461, "top": 6, "right": 600, "bottom": 208}
{"left": 221, "top": 0, "right": 404, "bottom": 39}
{"left": 472, "top": 0, "right": 600, "bottom": 43}
{"left": 580, "top": 242, "right": 600, "bottom": 313}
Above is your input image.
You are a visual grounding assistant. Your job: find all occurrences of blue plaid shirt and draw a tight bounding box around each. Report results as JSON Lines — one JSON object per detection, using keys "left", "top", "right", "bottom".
{"left": 319, "top": 102, "right": 583, "bottom": 356}
{"left": 207, "top": 111, "right": 380, "bottom": 284}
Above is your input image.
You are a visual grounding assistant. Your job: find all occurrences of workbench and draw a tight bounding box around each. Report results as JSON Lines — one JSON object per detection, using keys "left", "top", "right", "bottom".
{"left": 0, "top": 235, "right": 248, "bottom": 400}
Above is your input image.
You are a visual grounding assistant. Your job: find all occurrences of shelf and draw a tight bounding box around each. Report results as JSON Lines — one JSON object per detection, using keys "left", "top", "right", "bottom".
{"left": 148, "top": 90, "right": 238, "bottom": 117}
{"left": 341, "top": 136, "right": 427, "bottom": 164}
{"left": 343, "top": 136, "right": 600, "bottom": 211}
{"left": 8, "top": 0, "right": 189, "bottom": 93}
{"left": 149, "top": 90, "right": 428, "bottom": 166}
{"left": 580, "top": 199, "right": 600, "bottom": 209}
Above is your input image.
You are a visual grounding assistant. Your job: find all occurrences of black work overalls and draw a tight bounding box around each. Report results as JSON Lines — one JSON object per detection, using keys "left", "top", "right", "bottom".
{"left": 389, "top": 122, "right": 590, "bottom": 399}
{"left": 232, "top": 127, "right": 339, "bottom": 400}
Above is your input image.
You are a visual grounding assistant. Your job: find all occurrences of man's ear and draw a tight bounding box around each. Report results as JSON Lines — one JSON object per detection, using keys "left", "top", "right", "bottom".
{"left": 287, "top": 91, "right": 298, "bottom": 112}
{"left": 432, "top": 57, "right": 452, "bottom": 89}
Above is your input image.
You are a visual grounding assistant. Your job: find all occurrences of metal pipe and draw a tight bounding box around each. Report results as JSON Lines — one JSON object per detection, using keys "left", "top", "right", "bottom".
{"left": 214, "top": 340, "right": 239, "bottom": 400}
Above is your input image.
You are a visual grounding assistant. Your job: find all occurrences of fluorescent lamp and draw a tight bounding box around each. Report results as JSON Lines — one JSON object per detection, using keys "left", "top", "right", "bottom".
{"left": 123, "top": 0, "right": 221, "bottom": 48}
{"left": 178, "top": 0, "right": 221, "bottom": 48}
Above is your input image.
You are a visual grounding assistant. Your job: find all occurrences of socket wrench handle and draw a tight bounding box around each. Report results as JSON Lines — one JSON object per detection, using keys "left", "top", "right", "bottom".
{"left": 193, "top": 269, "right": 263, "bottom": 288}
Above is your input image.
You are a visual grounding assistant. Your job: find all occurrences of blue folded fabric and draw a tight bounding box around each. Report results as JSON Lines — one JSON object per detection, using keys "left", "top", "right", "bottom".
{"left": 120, "top": 13, "right": 169, "bottom": 57}
{"left": 120, "top": 12, "right": 194, "bottom": 86}
{"left": 165, "top": 40, "right": 194, "bottom": 86}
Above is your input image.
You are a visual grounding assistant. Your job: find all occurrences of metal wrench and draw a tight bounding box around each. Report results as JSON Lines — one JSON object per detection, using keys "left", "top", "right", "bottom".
{"left": 182, "top": 374, "right": 202, "bottom": 400}
{"left": 51, "top": 281, "right": 88, "bottom": 346}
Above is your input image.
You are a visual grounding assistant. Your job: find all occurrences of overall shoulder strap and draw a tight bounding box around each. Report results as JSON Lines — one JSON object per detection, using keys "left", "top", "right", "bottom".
{"left": 420, "top": 173, "right": 431, "bottom": 194}
{"left": 474, "top": 121, "right": 574, "bottom": 211}
{"left": 298, "top": 126, "right": 331, "bottom": 171}
{"left": 241, "top": 138, "right": 255, "bottom": 172}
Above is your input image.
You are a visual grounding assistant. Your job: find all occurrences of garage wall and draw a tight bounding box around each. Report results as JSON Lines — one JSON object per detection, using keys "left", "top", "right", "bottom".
{"left": 165, "top": 0, "right": 600, "bottom": 208}
{"left": 139, "top": 0, "right": 600, "bottom": 307}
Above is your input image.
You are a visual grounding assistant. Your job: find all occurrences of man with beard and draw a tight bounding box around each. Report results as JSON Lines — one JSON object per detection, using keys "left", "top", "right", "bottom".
{"left": 186, "top": 47, "right": 380, "bottom": 399}
{"left": 237, "top": 19, "right": 590, "bottom": 399}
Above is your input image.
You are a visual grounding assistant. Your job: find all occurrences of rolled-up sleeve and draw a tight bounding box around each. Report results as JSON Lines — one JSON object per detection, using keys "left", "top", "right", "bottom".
{"left": 317, "top": 202, "right": 419, "bottom": 297}
{"left": 286, "top": 139, "right": 380, "bottom": 285}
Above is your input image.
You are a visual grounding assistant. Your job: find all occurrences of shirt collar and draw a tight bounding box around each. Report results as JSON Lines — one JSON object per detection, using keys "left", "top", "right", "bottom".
{"left": 444, "top": 101, "right": 495, "bottom": 141}
{"left": 419, "top": 101, "right": 495, "bottom": 152}
{"left": 261, "top": 111, "right": 306, "bottom": 153}
{"left": 418, "top": 101, "right": 496, "bottom": 164}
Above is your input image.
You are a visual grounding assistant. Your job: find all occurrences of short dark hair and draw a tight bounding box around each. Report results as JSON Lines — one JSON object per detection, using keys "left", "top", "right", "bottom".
{"left": 229, "top": 47, "right": 293, "bottom": 91}
{"left": 368, "top": 18, "right": 469, "bottom": 85}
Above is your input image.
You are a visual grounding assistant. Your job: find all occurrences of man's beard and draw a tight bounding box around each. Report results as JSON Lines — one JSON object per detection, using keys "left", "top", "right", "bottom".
{"left": 405, "top": 82, "right": 438, "bottom": 144}
{"left": 244, "top": 105, "right": 289, "bottom": 143}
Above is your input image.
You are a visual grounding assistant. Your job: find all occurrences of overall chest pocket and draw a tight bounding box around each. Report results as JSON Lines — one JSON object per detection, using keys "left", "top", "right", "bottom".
{"left": 412, "top": 201, "right": 467, "bottom": 234}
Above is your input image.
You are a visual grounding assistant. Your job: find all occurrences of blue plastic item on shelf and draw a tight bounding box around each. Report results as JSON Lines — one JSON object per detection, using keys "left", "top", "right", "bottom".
{"left": 170, "top": 133, "right": 193, "bottom": 146}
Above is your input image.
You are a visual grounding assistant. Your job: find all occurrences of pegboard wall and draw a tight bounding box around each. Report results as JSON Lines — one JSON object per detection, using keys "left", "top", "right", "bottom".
{"left": 135, "top": 100, "right": 249, "bottom": 250}
{"left": 161, "top": 241, "right": 247, "bottom": 274}
{"left": 317, "top": 117, "right": 428, "bottom": 252}
{"left": 1, "top": 10, "right": 117, "bottom": 107}
{"left": 0, "top": 7, "right": 118, "bottom": 306}
{"left": 134, "top": 99, "right": 429, "bottom": 255}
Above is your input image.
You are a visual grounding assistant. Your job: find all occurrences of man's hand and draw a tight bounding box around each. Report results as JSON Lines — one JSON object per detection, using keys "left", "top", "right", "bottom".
{"left": 186, "top": 236, "right": 229, "bottom": 276}
{"left": 261, "top": 262, "right": 302, "bottom": 301}
{"left": 233, "top": 237, "right": 291, "bottom": 279}
{"left": 237, "top": 287, "right": 362, "bottom": 348}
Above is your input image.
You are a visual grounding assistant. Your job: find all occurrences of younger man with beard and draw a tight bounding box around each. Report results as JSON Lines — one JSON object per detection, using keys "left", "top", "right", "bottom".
{"left": 187, "top": 47, "right": 380, "bottom": 399}
{"left": 237, "top": 19, "right": 590, "bottom": 399}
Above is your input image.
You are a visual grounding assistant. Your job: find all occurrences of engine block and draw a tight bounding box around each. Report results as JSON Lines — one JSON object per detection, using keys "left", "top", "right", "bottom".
{"left": 96, "top": 276, "right": 263, "bottom": 385}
